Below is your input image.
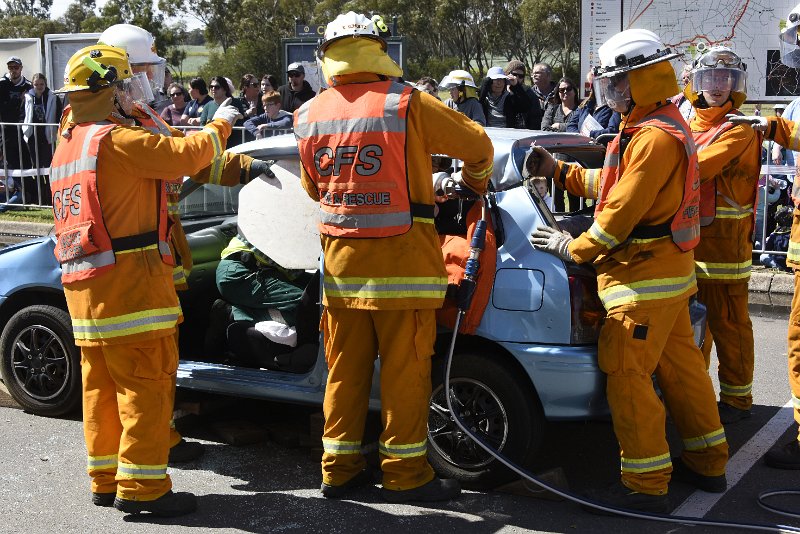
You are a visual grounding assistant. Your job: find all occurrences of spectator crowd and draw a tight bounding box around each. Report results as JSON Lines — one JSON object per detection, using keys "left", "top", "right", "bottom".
{"left": 0, "top": 52, "right": 794, "bottom": 263}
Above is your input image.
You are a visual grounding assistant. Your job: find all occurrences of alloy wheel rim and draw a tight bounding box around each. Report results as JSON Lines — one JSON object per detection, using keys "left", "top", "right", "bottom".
{"left": 428, "top": 378, "right": 509, "bottom": 469}
{"left": 10, "top": 324, "right": 70, "bottom": 401}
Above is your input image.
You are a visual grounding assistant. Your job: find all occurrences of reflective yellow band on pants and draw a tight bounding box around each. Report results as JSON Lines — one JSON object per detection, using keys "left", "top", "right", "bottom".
{"left": 598, "top": 273, "right": 697, "bottom": 309}
{"left": 720, "top": 381, "right": 752, "bottom": 397}
{"left": 71, "top": 306, "right": 182, "bottom": 341}
{"left": 788, "top": 241, "right": 800, "bottom": 265}
{"left": 378, "top": 440, "right": 428, "bottom": 459}
{"left": 87, "top": 454, "right": 118, "bottom": 470}
{"left": 682, "top": 427, "right": 727, "bottom": 451}
{"left": 117, "top": 461, "right": 168, "bottom": 480}
{"left": 323, "top": 276, "right": 447, "bottom": 300}
{"left": 620, "top": 452, "right": 672, "bottom": 473}
{"left": 715, "top": 204, "right": 753, "bottom": 219}
{"left": 322, "top": 438, "right": 361, "bottom": 455}
{"left": 695, "top": 260, "right": 752, "bottom": 280}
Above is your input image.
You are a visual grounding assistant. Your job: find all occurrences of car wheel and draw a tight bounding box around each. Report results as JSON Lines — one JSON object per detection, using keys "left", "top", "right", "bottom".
{"left": 428, "top": 351, "right": 545, "bottom": 488}
{"left": 0, "top": 305, "right": 81, "bottom": 416}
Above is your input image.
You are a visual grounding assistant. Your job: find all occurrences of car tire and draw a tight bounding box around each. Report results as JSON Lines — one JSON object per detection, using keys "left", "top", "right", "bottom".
{"left": 428, "top": 351, "right": 545, "bottom": 489}
{"left": 0, "top": 305, "right": 81, "bottom": 416}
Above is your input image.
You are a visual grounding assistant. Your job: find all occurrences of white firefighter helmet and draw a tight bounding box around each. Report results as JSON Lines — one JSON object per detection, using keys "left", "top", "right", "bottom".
{"left": 440, "top": 69, "right": 477, "bottom": 89}
{"left": 593, "top": 29, "right": 680, "bottom": 112}
{"left": 780, "top": 2, "right": 800, "bottom": 67}
{"left": 690, "top": 46, "right": 747, "bottom": 104}
{"left": 318, "top": 11, "right": 386, "bottom": 57}
{"left": 98, "top": 24, "right": 166, "bottom": 103}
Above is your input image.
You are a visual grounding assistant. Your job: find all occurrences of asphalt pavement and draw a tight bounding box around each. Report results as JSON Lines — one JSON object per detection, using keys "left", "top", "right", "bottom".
{"left": 2, "top": 309, "right": 800, "bottom": 533}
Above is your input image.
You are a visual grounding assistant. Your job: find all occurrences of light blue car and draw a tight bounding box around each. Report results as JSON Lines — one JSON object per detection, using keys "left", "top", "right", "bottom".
{"left": 0, "top": 128, "right": 700, "bottom": 487}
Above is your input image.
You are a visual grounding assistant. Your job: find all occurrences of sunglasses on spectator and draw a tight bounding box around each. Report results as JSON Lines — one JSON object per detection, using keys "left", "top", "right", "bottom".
{"left": 288, "top": 72, "right": 302, "bottom": 78}
{"left": 558, "top": 87, "right": 574, "bottom": 93}
{"left": 248, "top": 82, "right": 259, "bottom": 87}
{"left": 170, "top": 92, "right": 183, "bottom": 97}
{"left": 209, "top": 84, "right": 221, "bottom": 89}
{"left": 511, "top": 72, "right": 525, "bottom": 78}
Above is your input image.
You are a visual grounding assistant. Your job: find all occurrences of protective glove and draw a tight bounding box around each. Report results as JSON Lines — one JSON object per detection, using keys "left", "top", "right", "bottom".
{"left": 212, "top": 98, "right": 243, "bottom": 126}
{"left": 530, "top": 225, "right": 574, "bottom": 262}
{"left": 249, "top": 159, "right": 276, "bottom": 180}
{"left": 523, "top": 145, "right": 556, "bottom": 178}
{"left": 726, "top": 114, "right": 768, "bottom": 132}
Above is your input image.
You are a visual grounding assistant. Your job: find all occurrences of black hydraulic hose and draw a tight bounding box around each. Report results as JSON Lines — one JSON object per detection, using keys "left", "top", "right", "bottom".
{"left": 442, "top": 197, "right": 800, "bottom": 533}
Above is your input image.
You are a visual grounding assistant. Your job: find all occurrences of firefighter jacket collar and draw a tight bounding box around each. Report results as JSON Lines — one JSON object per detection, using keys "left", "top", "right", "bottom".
{"left": 691, "top": 101, "right": 734, "bottom": 132}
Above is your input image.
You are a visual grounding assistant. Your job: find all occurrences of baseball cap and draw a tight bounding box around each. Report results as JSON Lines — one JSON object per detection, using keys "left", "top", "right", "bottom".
{"left": 6, "top": 56, "right": 21, "bottom": 66}
{"left": 487, "top": 66, "right": 507, "bottom": 80}
{"left": 775, "top": 103, "right": 787, "bottom": 110}
{"left": 287, "top": 62, "right": 305, "bottom": 74}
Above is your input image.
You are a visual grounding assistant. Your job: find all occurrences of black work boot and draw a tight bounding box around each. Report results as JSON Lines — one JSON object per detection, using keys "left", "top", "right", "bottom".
{"left": 168, "top": 439, "right": 205, "bottom": 464}
{"left": 718, "top": 402, "right": 751, "bottom": 424}
{"left": 320, "top": 468, "right": 376, "bottom": 499}
{"left": 381, "top": 478, "right": 461, "bottom": 503}
{"left": 765, "top": 440, "right": 800, "bottom": 469}
{"left": 114, "top": 491, "right": 197, "bottom": 517}
{"left": 583, "top": 481, "right": 670, "bottom": 515}
{"left": 92, "top": 492, "right": 116, "bottom": 507}
{"left": 671, "top": 457, "right": 726, "bottom": 493}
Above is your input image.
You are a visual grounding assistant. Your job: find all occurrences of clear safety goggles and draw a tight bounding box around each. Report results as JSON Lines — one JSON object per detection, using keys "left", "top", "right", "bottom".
{"left": 131, "top": 60, "right": 166, "bottom": 101}
{"left": 692, "top": 67, "right": 746, "bottom": 93}
{"left": 593, "top": 73, "right": 631, "bottom": 111}
{"left": 697, "top": 49, "right": 743, "bottom": 69}
{"left": 781, "top": 22, "right": 800, "bottom": 67}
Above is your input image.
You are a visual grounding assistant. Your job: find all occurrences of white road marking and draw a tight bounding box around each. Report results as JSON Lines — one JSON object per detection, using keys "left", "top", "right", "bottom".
{"left": 672, "top": 401, "right": 795, "bottom": 517}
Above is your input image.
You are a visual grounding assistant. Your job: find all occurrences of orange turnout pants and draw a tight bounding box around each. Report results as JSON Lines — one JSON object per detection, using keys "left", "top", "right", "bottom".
{"left": 788, "top": 273, "right": 800, "bottom": 441}
{"left": 698, "top": 281, "right": 755, "bottom": 410}
{"left": 321, "top": 307, "right": 436, "bottom": 491}
{"left": 81, "top": 335, "right": 177, "bottom": 501}
{"left": 599, "top": 298, "right": 729, "bottom": 495}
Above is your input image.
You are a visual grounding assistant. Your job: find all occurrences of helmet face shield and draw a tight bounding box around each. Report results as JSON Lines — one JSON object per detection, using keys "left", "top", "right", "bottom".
{"left": 781, "top": 27, "right": 800, "bottom": 67}
{"left": 120, "top": 72, "right": 154, "bottom": 107}
{"left": 594, "top": 73, "right": 631, "bottom": 112}
{"left": 131, "top": 60, "right": 165, "bottom": 101}
{"left": 697, "top": 48, "right": 744, "bottom": 69}
{"left": 692, "top": 67, "right": 746, "bottom": 93}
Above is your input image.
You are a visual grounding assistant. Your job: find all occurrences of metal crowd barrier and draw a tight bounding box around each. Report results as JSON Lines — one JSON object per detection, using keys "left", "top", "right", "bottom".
{"left": 0, "top": 121, "right": 293, "bottom": 212}
{"left": 0, "top": 119, "right": 794, "bottom": 262}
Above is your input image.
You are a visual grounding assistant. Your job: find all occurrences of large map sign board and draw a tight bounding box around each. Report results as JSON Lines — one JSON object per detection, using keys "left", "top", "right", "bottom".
{"left": 581, "top": 1, "right": 800, "bottom": 102}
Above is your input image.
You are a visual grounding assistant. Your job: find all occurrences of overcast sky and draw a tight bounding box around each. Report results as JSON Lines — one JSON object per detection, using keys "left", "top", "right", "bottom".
{"left": 49, "top": 0, "right": 203, "bottom": 31}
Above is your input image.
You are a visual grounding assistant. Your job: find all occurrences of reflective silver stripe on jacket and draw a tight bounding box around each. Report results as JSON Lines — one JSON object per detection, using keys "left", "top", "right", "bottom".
{"left": 139, "top": 105, "right": 172, "bottom": 136}
{"left": 61, "top": 250, "right": 117, "bottom": 274}
{"left": 72, "top": 309, "right": 182, "bottom": 337}
{"left": 319, "top": 208, "right": 411, "bottom": 229}
{"left": 50, "top": 123, "right": 110, "bottom": 185}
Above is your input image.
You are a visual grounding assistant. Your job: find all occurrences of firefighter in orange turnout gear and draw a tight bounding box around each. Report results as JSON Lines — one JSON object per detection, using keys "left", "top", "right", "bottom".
{"left": 727, "top": 1, "right": 800, "bottom": 468}
{"left": 57, "top": 24, "right": 268, "bottom": 464}
{"left": 295, "top": 12, "right": 494, "bottom": 502}
{"left": 528, "top": 29, "right": 728, "bottom": 512}
{"left": 51, "top": 45, "right": 238, "bottom": 516}
{"left": 684, "top": 47, "right": 761, "bottom": 425}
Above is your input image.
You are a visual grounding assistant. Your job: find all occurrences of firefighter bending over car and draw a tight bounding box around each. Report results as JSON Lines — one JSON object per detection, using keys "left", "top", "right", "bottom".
{"left": 295, "top": 11, "right": 494, "bottom": 502}
{"left": 527, "top": 29, "right": 728, "bottom": 512}
{"left": 683, "top": 46, "right": 761, "bottom": 425}
{"left": 51, "top": 44, "right": 240, "bottom": 516}
{"left": 727, "top": 0, "right": 800, "bottom": 470}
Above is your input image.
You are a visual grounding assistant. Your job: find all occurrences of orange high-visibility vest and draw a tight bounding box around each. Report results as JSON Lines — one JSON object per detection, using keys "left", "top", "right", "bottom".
{"left": 50, "top": 122, "right": 173, "bottom": 283}
{"left": 692, "top": 109, "right": 759, "bottom": 228}
{"left": 597, "top": 104, "right": 700, "bottom": 251}
{"left": 294, "top": 80, "right": 434, "bottom": 238}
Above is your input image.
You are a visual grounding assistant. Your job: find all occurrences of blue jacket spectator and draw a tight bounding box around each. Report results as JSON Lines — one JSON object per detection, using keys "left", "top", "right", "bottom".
{"left": 243, "top": 91, "right": 293, "bottom": 138}
{"left": 566, "top": 101, "right": 621, "bottom": 138}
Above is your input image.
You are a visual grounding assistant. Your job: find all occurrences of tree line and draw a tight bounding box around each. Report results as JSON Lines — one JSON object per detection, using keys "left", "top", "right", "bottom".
{"left": 0, "top": 0, "right": 580, "bottom": 86}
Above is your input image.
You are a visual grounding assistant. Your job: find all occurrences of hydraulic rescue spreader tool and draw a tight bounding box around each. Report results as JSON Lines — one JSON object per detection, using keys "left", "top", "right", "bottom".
{"left": 439, "top": 181, "right": 800, "bottom": 533}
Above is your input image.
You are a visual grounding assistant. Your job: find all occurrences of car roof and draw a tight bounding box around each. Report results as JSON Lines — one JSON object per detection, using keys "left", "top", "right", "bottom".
{"left": 231, "top": 128, "right": 606, "bottom": 191}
